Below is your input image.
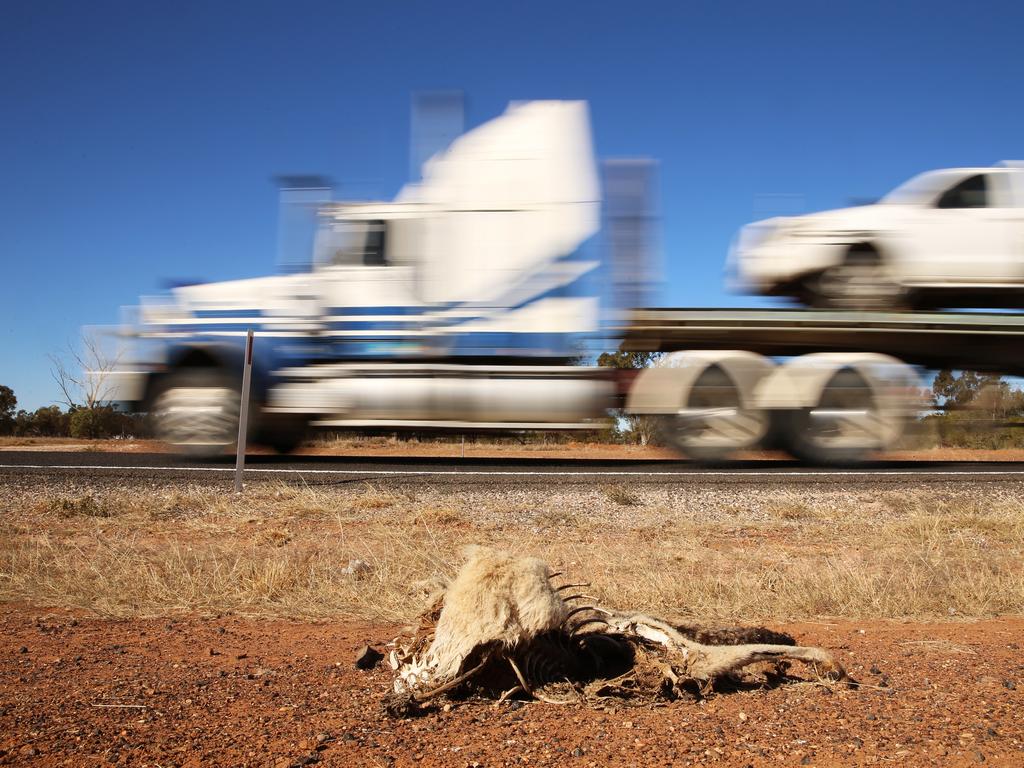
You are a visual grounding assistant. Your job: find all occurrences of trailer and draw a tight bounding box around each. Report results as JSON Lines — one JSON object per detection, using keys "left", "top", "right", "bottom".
{"left": 616, "top": 308, "right": 1024, "bottom": 464}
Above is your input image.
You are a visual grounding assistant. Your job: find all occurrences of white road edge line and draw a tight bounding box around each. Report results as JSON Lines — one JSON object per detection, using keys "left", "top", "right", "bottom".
{"left": 2, "top": 463, "right": 1024, "bottom": 478}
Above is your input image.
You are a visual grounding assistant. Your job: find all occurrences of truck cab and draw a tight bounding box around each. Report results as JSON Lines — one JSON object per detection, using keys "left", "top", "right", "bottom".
{"left": 112, "top": 101, "right": 616, "bottom": 456}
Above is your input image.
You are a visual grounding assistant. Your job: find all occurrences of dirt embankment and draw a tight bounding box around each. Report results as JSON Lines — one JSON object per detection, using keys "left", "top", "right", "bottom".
{"left": 1, "top": 608, "right": 1022, "bottom": 768}
{"left": 7, "top": 436, "right": 1024, "bottom": 462}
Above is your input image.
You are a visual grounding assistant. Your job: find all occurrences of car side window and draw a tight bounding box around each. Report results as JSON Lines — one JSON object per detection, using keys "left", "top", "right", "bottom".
{"left": 935, "top": 174, "right": 988, "bottom": 209}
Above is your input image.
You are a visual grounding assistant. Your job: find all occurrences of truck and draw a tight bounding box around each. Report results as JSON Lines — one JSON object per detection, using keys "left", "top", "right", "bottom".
{"left": 109, "top": 100, "right": 945, "bottom": 465}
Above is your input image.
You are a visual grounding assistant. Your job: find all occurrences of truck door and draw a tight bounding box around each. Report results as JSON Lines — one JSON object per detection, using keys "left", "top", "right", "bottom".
{"left": 313, "top": 219, "right": 425, "bottom": 359}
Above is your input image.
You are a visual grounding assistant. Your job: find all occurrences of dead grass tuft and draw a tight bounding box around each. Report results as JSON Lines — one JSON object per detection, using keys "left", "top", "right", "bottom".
{"left": 602, "top": 484, "right": 641, "bottom": 507}
{"left": 54, "top": 494, "right": 111, "bottom": 519}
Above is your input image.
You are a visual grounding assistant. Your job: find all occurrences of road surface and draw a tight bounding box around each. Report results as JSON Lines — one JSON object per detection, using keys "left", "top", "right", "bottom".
{"left": 3, "top": 450, "right": 1024, "bottom": 487}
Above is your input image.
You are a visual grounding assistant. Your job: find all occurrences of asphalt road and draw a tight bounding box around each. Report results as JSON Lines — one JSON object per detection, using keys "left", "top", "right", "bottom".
{"left": 3, "top": 450, "right": 1024, "bottom": 487}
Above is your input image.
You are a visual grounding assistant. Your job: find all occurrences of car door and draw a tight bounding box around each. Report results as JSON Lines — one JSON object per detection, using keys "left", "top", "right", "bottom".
{"left": 913, "top": 173, "right": 1014, "bottom": 284}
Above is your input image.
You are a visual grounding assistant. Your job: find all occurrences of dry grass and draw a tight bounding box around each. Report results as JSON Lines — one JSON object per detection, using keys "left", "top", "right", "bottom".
{"left": 0, "top": 481, "right": 1022, "bottom": 624}
{"left": 601, "top": 484, "right": 641, "bottom": 507}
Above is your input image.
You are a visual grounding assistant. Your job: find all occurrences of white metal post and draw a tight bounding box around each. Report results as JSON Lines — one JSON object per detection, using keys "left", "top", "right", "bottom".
{"left": 234, "top": 329, "right": 254, "bottom": 492}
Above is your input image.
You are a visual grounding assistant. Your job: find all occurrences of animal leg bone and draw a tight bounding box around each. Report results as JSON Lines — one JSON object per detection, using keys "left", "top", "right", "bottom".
{"left": 686, "top": 642, "right": 846, "bottom": 682}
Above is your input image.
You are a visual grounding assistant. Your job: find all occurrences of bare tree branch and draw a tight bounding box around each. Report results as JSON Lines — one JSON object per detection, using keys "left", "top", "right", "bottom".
{"left": 49, "top": 330, "right": 124, "bottom": 411}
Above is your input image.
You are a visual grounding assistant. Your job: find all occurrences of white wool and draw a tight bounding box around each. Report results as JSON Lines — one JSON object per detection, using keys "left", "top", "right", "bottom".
{"left": 426, "top": 546, "right": 567, "bottom": 681}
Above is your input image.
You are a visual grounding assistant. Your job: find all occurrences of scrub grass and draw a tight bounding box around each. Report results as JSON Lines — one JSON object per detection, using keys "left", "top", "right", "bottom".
{"left": 1, "top": 480, "right": 1022, "bottom": 623}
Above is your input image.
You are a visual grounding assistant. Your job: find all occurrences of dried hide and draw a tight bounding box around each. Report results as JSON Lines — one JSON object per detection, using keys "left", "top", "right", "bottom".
{"left": 385, "top": 547, "right": 847, "bottom": 716}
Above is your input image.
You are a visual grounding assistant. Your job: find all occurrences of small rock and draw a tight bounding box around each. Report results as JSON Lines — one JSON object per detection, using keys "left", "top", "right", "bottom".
{"left": 19, "top": 746, "right": 38, "bottom": 757}
{"left": 866, "top": 714, "right": 877, "bottom": 721}
{"left": 869, "top": 665, "right": 881, "bottom": 675}
{"left": 354, "top": 645, "right": 383, "bottom": 670}
{"left": 800, "top": 757, "right": 811, "bottom": 766}
{"left": 209, "top": 647, "right": 219, "bottom": 656}
{"left": 738, "top": 712, "right": 747, "bottom": 722}
{"left": 571, "top": 747, "right": 585, "bottom": 757}
{"left": 340, "top": 559, "right": 372, "bottom": 578}
{"left": 973, "top": 750, "right": 986, "bottom": 763}
{"left": 216, "top": 627, "right": 226, "bottom": 635}
{"left": 18, "top": 646, "right": 27, "bottom": 654}
{"left": 236, "top": 653, "right": 248, "bottom": 660}
{"left": 315, "top": 732, "right": 331, "bottom": 744}
{"left": 621, "top": 721, "right": 633, "bottom": 729}
{"left": 1003, "top": 679, "right": 1016, "bottom": 690}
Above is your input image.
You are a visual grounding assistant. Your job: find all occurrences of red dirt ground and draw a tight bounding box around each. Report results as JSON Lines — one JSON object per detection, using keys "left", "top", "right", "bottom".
{"left": 5, "top": 436, "right": 1024, "bottom": 462}
{"left": 1, "top": 607, "right": 1021, "bottom": 767}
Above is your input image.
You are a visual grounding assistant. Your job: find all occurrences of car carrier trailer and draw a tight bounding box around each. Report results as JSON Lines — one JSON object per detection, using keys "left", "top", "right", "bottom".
{"left": 617, "top": 307, "right": 1024, "bottom": 464}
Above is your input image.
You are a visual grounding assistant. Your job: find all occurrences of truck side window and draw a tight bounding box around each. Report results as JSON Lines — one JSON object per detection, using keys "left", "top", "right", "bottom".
{"left": 936, "top": 174, "right": 988, "bottom": 209}
{"left": 323, "top": 221, "right": 389, "bottom": 267}
{"left": 363, "top": 221, "right": 388, "bottom": 266}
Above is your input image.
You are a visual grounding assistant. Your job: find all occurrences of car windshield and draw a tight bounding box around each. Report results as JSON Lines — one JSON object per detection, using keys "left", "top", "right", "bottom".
{"left": 881, "top": 172, "right": 954, "bottom": 205}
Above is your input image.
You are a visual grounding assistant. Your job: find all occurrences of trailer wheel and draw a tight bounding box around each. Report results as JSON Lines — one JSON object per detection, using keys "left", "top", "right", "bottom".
{"left": 659, "top": 365, "right": 769, "bottom": 462}
{"left": 780, "top": 367, "right": 885, "bottom": 466}
{"left": 151, "top": 368, "right": 241, "bottom": 459}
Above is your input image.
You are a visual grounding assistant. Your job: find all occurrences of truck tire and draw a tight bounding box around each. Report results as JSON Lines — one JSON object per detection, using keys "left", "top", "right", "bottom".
{"left": 256, "top": 414, "right": 307, "bottom": 455}
{"left": 809, "top": 245, "right": 906, "bottom": 310}
{"left": 779, "top": 368, "right": 882, "bottom": 466}
{"left": 151, "top": 368, "right": 241, "bottom": 459}
{"left": 659, "top": 365, "right": 769, "bottom": 463}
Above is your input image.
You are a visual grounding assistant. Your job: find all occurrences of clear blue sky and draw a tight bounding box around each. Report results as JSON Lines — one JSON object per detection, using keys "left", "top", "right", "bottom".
{"left": 3, "top": 1, "right": 1023, "bottom": 410}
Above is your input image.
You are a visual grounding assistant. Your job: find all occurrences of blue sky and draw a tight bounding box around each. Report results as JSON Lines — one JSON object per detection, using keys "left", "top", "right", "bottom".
{"left": 2, "top": 1, "right": 1023, "bottom": 410}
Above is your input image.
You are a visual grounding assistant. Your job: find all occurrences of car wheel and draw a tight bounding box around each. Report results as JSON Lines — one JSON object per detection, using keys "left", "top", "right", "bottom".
{"left": 809, "top": 246, "right": 907, "bottom": 310}
{"left": 151, "top": 368, "right": 241, "bottom": 459}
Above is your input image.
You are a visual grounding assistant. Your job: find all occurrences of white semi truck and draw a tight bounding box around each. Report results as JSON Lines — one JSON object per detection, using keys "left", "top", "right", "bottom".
{"left": 109, "top": 100, "right": 956, "bottom": 464}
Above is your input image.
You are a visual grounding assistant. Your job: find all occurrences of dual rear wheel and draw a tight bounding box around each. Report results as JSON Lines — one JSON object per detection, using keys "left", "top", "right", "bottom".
{"left": 660, "top": 366, "right": 890, "bottom": 466}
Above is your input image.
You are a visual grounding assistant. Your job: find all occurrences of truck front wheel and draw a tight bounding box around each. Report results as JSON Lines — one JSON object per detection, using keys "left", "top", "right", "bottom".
{"left": 151, "top": 368, "right": 241, "bottom": 459}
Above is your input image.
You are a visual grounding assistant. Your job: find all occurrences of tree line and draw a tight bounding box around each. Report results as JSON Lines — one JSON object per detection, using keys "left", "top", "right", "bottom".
{"left": 0, "top": 385, "right": 146, "bottom": 439}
